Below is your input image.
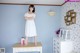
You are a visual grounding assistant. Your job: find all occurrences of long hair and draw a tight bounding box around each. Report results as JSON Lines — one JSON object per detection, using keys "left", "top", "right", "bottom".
{"left": 28, "top": 5, "right": 35, "bottom": 13}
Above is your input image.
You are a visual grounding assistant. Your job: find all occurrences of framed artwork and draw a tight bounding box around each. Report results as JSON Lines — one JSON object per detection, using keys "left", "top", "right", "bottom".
{"left": 67, "top": 16, "right": 72, "bottom": 22}
{"left": 72, "top": 17, "right": 76, "bottom": 24}
{"left": 64, "top": 10, "right": 76, "bottom": 26}
{"left": 71, "top": 12, "right": 76, "bottom": 17}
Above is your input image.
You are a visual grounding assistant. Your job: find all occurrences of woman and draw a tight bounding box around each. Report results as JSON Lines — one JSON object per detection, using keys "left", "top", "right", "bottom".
{"left": 24, "top": 5, "right": 37, "bottom": 45}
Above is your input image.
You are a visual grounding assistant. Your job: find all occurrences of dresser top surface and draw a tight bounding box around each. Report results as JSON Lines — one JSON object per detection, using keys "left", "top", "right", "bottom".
{"left": 13, "top": 42, "right": 42, "bottom": 48}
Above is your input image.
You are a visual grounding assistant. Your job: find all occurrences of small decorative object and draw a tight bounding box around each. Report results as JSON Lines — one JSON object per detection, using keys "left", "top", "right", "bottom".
{"left": 21, "top": 37, "right": 25, "bottom": 46}
{"left": 56, "top": 28, "right": 60, "bottom": 37}
{"left": 59, "top": 28, "right": 71, "bottom": 40}
{"left": 64, "top": 10, "right": 76, "bottom": 26}
{"left": 48, "top": 9, "right": 55, "bottom": 16}
{"left": 0, "top": 48, "right": 5, "bottom": 53}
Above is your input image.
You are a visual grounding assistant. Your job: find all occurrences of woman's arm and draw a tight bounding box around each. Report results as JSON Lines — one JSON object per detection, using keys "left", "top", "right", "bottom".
{"left": 24, "top": 13, "right": 35, "bottom": 20}
{"left": 25, "top": 16, "right": 34, "bottom": 20}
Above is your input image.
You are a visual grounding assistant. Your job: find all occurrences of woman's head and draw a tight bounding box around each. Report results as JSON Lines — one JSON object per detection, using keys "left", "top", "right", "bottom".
{"left": 28, "top": 5, "right": 35, "bottom": 13}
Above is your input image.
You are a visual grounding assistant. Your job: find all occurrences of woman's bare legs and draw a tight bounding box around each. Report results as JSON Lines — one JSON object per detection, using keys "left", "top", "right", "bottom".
{"left": 34, "top": 36, "right": 37, "bottom": 46}
{"left": 25, "top": 37, "right": 28, "bottom": 45}
{"left": 25, "top": 36, "right": 37, "bottom": 45}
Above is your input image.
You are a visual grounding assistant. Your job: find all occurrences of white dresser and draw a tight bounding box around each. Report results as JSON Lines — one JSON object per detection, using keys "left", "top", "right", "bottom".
{"left": 53, "top": 38, "right": 73, "bottom": 53}
{"left": 0, "top": 48, "right": 5, "bottom": 53}
{"left": 13, "top": 42, "right": 42, "bottom": 53}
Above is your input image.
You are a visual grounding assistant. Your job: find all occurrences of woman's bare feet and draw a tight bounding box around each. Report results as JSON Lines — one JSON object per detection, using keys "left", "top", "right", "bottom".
{"left": 25, "top": 38, "right": 28, "bottom": 45}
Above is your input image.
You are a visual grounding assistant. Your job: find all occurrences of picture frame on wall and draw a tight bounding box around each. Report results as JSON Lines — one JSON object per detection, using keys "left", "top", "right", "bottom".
{"left": 67, "top": 16, "right": 72, "bottom": 22}
{"left": 66, "top": 22, "right": 70, "bottom": 26}
{"left": 66, "top": 11, "right": 70, "bottom": 16}
{"left": 64, "top": 10, "right": 76, "bottom": 26}
{"left": 72, "top": 17, "right": 76, "bottom": 24}
{"left": 71, "top": 12, "right": 76, "bottom": 17}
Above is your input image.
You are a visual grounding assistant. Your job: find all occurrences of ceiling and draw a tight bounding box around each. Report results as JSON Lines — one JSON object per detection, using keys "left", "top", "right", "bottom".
{"left": 0, "top": 0, "right": 65, "bottom": 5}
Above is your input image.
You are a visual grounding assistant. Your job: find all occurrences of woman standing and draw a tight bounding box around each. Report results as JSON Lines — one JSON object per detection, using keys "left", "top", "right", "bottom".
{"left": 24, "top": 5, "right": 37, "bottom": 45}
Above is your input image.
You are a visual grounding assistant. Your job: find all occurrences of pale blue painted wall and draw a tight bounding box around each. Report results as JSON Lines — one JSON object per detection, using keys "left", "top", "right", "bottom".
{"left": 0, "top": 5, "right": 61, "bottom": 53}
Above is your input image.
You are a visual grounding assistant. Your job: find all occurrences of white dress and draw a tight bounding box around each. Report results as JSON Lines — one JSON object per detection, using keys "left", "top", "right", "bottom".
{"left": 24, "top": 12, "right": 37, "bottom": 37}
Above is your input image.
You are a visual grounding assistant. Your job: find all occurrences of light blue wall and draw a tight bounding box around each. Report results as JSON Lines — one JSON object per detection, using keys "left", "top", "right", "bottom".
{"left": 0, "top": 5, "right": 61, "bottom": 53}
